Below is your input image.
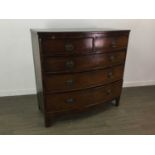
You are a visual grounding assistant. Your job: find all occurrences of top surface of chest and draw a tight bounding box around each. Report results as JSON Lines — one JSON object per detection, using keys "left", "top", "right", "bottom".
{"left": 31, "top": 28, "right": 129, "bottom": 32}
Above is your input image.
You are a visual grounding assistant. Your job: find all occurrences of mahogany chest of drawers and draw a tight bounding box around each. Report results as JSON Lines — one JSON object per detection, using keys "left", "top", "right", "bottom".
{"left": 31, "top": 29, "right": 130, "bottom": 127}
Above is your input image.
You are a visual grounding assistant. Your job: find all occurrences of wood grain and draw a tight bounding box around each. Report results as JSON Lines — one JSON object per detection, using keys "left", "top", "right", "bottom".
{"left": 45, "top": 81, "right": 122, "bottom": 112}
{"left": 44, "top": 66, "right": 124, "bottom": 93}
{"left": 42, "top": 37, "right": 93, "bottom": 55}
{"left": 43, "top": 51, "right": 126, "bottom": 73}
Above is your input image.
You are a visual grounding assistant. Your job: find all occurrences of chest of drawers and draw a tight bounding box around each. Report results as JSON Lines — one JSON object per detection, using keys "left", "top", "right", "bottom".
{"left": 31, "top": 29, "right": 130, "bottom": 127}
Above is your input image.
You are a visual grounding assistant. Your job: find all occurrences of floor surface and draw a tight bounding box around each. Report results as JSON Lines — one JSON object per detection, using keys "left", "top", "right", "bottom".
{"left": 0, "top": 86, "right": 155, "bottom": 135}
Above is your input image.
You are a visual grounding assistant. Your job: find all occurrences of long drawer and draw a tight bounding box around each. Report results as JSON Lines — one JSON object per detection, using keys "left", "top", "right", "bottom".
{"left": 45, "top": 81, "right": 122, "bottom": 112}
{"left": 43, "top": 51, "right": 126, "bottom": 73}
{"left": 44, "top": 65, "right": 124, "bottom": 93}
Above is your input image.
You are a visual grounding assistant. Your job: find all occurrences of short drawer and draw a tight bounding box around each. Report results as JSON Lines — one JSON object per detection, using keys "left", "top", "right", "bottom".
{"left": 45, "top": 81, "right": 122, "bottom": 112}
{"left": 43, "top": 51, "right": 126, "bottom": 73}
{"left": 95, "top": 35, "right": 128, "bottom": 50}
{"left": 41, "top": 37, "right": 93, "bottom": 55}
{"left": 44, "top": 65, "right": 124, "bottom": 93}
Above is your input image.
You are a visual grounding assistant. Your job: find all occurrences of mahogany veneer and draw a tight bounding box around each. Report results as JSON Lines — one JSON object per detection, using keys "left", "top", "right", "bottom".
{"left": 31, "top": 28, "right": 130, "bottom": 127}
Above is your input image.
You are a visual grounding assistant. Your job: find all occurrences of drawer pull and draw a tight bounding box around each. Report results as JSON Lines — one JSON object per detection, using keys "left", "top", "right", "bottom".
{"left": 66, "top": 79, "right": 74, "bottom": 86}
{"left": 107, "top": 71, "right": 113, "bottom": 78}
{"left": 65, "top": 60, "right": 75, "bottom": 70}
{"left": 65, "top": 43, "right": 74, "bottom": 51}
{"left": 109, "top": 55, "right": 115, "bottom": 61}
{"left": 111, "top": 39, "right": 116, "bottom": 48}
{"left": 66, "top": 98, "right": 75, "bottom": 104}
{"left": 106, "top": 89, "right": 112, "bottom": 95}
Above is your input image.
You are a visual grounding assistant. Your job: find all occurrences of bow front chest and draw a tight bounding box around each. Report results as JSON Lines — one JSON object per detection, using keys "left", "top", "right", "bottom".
{"left": 31, "top": 29, "right": 130, "bottom": 127}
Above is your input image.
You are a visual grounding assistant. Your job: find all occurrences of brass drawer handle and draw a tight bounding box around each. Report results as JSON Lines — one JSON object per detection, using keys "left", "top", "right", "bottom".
{"left": 109, "top": 55, "right": 115, "bottom": 61}
{"left": 65, "top": 43, "right": 74, "bottom": 51}
{"left": 111, "top": 39, "right": 116, "bottom": 48}
{"left": 66, "top": 79, "right": 74, "bottom": 86}
{"left": 106, "top": 89, "right": 112, "bottom": 95}
{"left": 107, "top": 71, "right": 113, "bottom": 78}
{"left": 66, "top": 98, "right": 75, "bottom": 104}
{"left": 65, "top": 60, "right": 75, "bottom": 70}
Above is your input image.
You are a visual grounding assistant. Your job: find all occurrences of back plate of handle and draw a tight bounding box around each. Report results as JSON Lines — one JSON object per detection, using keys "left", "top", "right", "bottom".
{"left": 65, "top": 60, "right": 75, "bottom": 70}
{"left": 66, "top": 98, "right": 75, "bottom": 104}
{"left": 65, "top": 43, "right": 74, "bottom": 51}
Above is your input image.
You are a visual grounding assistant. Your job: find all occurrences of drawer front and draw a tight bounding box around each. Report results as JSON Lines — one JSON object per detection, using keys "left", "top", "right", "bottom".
{"left": 43, "top": 51, "right": 126, "bottom": 73}
{"left": 95, "top": 35, "right": 128, "bottom": 50}
{"left": 41, "top": 38, "right": 93, "bottom": 55}
{"left": 45, "top": 81, "right": 122, "bottom": 112}
{"left": 44, "top": 65, "right": 124, "bottom": 93}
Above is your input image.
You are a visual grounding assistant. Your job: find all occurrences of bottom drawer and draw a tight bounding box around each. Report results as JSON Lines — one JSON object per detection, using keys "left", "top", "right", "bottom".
{"left": 45, "top": 81, "right": 122, "bottom": 112}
